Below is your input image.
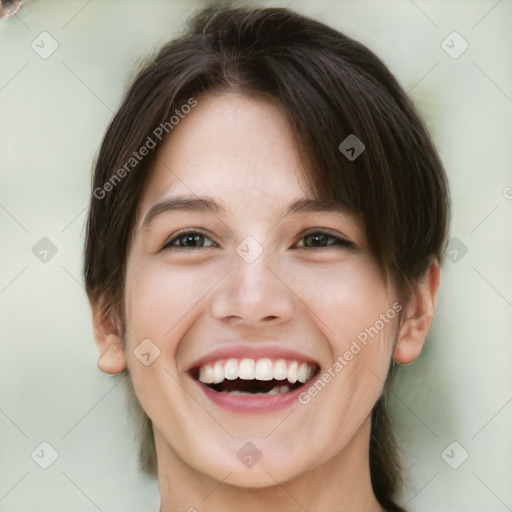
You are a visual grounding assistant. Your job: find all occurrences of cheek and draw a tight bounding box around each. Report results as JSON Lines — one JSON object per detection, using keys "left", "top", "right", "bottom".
{"left": 122, "top": 262, "right": 190, "bottom": 396}
{"left": 294, "top": 257, "right": 396, "bottom": 346}
{"left": 125, "top": 259, "right": 210, "bottom": 346}
{"left": 296, "top": 257, "right": 397, "bottom": 413}
{"left": 123, "top": 261, "right": 200, "bottom": 416}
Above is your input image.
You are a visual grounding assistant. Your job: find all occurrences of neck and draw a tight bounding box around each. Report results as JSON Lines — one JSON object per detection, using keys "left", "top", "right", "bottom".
{"left": 156, "top": 416, "right": 383, "bottom": 512}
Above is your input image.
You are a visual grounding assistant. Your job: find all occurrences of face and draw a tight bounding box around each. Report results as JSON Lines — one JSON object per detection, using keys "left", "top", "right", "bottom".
{"left": 121, "top": 92, "right": 401, "bottom": 486}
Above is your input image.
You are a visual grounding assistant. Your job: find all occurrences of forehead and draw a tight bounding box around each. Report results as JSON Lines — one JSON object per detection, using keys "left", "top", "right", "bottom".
{"left": 136, "top": 92, "right": 312, "bottom": 225}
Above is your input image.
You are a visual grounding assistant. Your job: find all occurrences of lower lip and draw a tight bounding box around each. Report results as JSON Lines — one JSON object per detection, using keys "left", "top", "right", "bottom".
{"left": 197, "top": 381, "right": 307, "bottom": 413}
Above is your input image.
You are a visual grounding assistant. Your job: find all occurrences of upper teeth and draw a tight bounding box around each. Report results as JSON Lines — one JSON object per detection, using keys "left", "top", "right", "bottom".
{"left": 198, "top": 358, "right": 316, "bottom": 385}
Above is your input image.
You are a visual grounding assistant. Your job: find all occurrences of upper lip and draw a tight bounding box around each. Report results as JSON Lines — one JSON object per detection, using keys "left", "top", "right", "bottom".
{"left": 187, "top": 344, "right": 320, "bottom": 371}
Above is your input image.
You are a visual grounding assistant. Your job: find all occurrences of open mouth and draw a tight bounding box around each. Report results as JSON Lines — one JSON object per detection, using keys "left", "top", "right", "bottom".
{"left": 190, "top": 358, "right": 319, "bottom": 396}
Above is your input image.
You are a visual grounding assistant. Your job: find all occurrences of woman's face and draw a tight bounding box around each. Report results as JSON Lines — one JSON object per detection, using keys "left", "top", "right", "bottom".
{"left": 123, "top": 92, "right": 401, "bottom": 486}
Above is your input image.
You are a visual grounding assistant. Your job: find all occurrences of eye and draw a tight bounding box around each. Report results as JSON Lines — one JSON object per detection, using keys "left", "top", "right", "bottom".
{"left": 161, "top": 229, "right": 353, "bottom": 251}
{"left": 295, "top": 230, "right": 354, "bottom": 249}
{"left": 162, "top": 230, "right": 216, "bottom": 250}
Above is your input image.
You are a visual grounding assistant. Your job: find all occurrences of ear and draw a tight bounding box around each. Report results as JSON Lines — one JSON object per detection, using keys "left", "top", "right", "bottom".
{"left": 393, "top": 258, "right": 441, "bottom": 364}
{"left": 90, "top": 296, "right": 127, "bottom": 374}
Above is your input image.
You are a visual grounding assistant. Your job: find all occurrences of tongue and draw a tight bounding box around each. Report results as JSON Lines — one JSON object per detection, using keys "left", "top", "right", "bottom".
{"left": 214, "top": 378, "right": 287, "bottom": 394}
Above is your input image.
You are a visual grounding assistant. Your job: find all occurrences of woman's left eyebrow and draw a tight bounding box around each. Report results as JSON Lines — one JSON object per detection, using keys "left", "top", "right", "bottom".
{"left": 141, "top": 194, "right": 353, "bottom": 229}
{"left": 285, "top": 198, "right": 353, "bottom": 216}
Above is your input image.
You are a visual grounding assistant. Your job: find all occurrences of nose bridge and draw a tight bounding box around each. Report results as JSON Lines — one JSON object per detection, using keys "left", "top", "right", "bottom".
{"left": 236, "top": 249, "right": 274, "bottom": 302}
{"left": 210, "top": 238, "right": 294, "bottom": 325}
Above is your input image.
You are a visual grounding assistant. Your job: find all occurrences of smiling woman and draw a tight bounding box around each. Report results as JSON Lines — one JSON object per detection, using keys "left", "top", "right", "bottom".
{"left": 84, "top": 4, "right": 450, "bottom": 512}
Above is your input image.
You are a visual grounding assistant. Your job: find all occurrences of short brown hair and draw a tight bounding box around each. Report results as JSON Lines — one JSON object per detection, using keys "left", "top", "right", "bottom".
{"left": 84, "top": 4, "right": 450, "bottom": 511}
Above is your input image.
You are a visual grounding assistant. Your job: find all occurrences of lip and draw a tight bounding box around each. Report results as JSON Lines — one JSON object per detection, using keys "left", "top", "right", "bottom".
{"left": 196, "top": 380, "right": 309, "bottom": 413}
{"left": 188, "top": 344, "right": 319, "bottom": 370}
{"left": 187, "top": 344, "right": 320, "bottom": 414}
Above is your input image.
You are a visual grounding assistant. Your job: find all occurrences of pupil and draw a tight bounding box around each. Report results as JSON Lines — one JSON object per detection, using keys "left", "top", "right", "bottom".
{"left": 182, "top": 234, "right": 201, "bottom": 247}
{"left": 306, "top": 233, "right": 328, "bottom": 247}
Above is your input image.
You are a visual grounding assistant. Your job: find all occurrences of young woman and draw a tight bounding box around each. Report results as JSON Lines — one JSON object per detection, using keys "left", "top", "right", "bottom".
{"left": 84, "top": 4, "right": 450, "bottom": 511}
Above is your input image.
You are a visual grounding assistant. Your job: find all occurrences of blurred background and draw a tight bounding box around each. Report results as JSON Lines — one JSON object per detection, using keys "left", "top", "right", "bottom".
{"left": 1, "top": 1, "right": 511, "bottom": 511}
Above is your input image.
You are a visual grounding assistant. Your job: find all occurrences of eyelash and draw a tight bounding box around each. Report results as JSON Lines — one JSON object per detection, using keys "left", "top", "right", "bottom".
{"left": 162, "top": 228, "right": 354, "bottom": 251}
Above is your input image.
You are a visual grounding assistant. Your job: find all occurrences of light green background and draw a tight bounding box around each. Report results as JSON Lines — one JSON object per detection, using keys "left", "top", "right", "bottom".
{"left": 1, "top": 1, "right": 511, "bottom": 511}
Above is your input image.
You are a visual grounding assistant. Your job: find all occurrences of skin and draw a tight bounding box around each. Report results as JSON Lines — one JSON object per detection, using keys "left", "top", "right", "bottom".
{"left": 91, "top": 92, "right": 440, "bottom": 512}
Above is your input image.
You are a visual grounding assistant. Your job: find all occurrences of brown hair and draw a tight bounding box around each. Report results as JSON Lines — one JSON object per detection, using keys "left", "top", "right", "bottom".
{"left": 84, "top": 4, "right": 450, "bottom": 511}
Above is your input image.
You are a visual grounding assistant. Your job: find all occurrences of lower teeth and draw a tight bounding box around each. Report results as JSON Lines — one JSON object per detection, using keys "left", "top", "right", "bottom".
{"left": 226, "top": 385, "right": 291, "bottom": 395}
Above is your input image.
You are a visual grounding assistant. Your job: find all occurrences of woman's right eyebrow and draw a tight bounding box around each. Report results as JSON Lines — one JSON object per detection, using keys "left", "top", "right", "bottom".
{"left": 141, "top": 195, "right": 226, "bottom": 229}
{"left": 141, "top": 194, "right": 353, "bottom": 229}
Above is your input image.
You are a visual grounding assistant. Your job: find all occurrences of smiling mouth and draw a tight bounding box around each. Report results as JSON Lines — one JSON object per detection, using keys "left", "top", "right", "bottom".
{"left": 190, "top": 358, "right": 319, "bottom": 395}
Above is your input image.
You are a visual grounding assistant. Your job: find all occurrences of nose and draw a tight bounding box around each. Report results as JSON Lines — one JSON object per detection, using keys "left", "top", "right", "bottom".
{"left": 210, "top": 252, "right": 295, "bottom": 328}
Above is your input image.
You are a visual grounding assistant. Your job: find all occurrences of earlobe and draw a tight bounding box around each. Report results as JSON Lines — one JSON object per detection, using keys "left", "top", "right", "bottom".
{"left": 393, "top": 259, "right": 441, "bottom": 365}
{"left": 90, "top": 297, "right": 127, "bottom": 375}
{"left": 98, "top": 334, "right": 128, "bottom": 374}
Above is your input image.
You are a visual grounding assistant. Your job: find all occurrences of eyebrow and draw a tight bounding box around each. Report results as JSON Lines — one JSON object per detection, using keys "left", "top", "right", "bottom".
{"left": 141, "top": 194, "right": 352, "bottom": 229}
